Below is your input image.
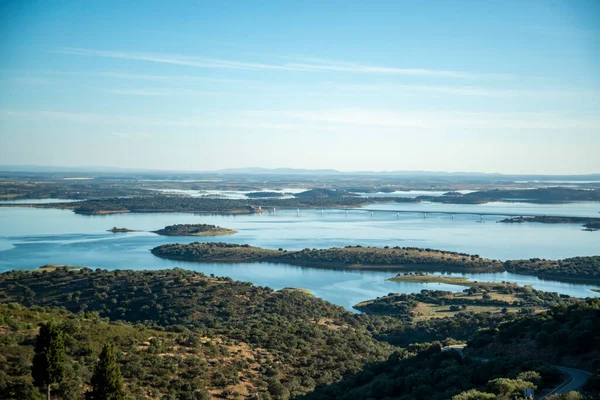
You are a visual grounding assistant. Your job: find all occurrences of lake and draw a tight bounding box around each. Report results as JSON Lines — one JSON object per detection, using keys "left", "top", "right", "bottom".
{"left": 0, "top": 203, "right": 598, "bottom": 310}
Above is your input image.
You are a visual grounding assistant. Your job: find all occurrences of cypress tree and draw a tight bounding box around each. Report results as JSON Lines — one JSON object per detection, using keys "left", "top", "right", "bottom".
{"left": 32, "top": 322, "right": 66, "bottom": 400}
{"left": 88, "top": 343, "right": 126, "bottom": 400}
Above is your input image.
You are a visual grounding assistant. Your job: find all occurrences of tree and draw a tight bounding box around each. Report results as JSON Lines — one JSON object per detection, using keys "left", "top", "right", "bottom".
{"left": 32, "top": 322, "right": 66, "bottom": 400}
{"left": 452, "top": 389, "right": 496, "bottom": 400}
{"left": 88, "top": 344, "right": 126, "bottom": 400}
{"left": 516, "top": 371, "right": 543, "bottom": 386}
{"left": 487, "top": 378, "right": 536, "bottom": 399}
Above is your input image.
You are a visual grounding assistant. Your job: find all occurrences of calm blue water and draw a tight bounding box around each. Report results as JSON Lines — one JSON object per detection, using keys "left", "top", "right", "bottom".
{"left": 0, "top": 198, "right": 83, "bottom": 204}
{"left": 0, "top": 204, "right": 598, "bottom": 310}
{"left": 365, "top": 201, "right": 600, "bottom": 217}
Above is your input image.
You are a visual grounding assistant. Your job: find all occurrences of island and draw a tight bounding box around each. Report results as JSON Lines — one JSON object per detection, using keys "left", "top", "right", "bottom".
{"left": 152, "top": 224, "right": 237, "bottom": 236}
{"left": 499, "top": 215, "right": 600, "bottom": 231}
{"left": 151, "top": 243, "right": 505, "bottom": 272}
{"left": 107, "top": 227, "right": 139, "bottom": 233}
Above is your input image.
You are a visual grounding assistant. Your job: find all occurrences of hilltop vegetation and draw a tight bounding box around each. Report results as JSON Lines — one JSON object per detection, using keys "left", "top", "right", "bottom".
{"left": 151, "top": 243, "right": 505, "bottom": 272}
{"left": 0, "top": 268, "right": 392, "bottom": 399}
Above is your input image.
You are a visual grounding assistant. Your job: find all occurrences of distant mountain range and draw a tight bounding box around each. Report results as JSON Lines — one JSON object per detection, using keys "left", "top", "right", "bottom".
{"left": 1, "top": 165, "right": 599, "bottom": 180}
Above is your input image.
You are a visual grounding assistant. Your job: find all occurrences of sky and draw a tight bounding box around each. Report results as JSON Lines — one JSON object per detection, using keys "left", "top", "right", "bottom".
{"left": 0, "top": 0, "right": 599, "bottom": 174}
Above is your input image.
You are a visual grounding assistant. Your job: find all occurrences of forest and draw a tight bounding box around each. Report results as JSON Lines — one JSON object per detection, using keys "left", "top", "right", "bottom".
{"left": 299, "top": 299, "right": 600, "bottom": 400}
{"left": 0, "top": 268, "right": 598, "bottom": 399}
{"left": 0, "top": 268, "right": 392, "bottom": 399}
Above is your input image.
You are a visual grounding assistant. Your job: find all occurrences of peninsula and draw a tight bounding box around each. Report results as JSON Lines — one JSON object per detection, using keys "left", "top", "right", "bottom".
{"left": 151, "top": 243, "right": 505, "bottom": 272}
{"left": 151, "top": 243, "right": 600, "bottom": 282}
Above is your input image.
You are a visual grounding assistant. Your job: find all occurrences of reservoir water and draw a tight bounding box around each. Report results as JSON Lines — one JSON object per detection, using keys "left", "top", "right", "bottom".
{"left": 0, "top": 203, "right": 598, "bottom": 310}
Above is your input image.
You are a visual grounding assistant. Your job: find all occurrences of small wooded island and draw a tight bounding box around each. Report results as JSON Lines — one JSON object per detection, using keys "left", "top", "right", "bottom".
{"left": 152, "top": 224, "right": 237, "bottom": 236}
{"left": 151, "top": 243, "right": 600, "bottom": 282}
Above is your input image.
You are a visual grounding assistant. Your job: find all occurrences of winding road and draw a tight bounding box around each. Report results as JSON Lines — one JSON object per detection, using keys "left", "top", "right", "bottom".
{"left": 441, "top": 345, "right": 593, "bottom": 398}
{"left": 539, "top": 366, "right": 593, "bottom": 399}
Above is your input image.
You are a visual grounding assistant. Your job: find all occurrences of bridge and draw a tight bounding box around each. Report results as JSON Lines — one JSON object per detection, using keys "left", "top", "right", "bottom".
{"left": 342, "top": 208, "right": 577, "bottom": 218}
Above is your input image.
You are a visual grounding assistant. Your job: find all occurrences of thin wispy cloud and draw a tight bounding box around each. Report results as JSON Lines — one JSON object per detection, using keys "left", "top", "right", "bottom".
{"left": 4, "top": 108, "right": 599, "bottom": 132}
{"left": 111, "top": 132, "right": 153, "bottom": 139}
{"left": 324, "top": 83, "right": 600, "bottom": 98}
{"left": 54, "top": 47, "right": 481, "bottom": 78}
{"left": 0, "top": 109, "right": 330, "bottom": 132}
{"left": 104, "top": 88, "right": 233, "bottom": 96}
{"left": 245, "top": 109, "right": 600, "bottom": 130}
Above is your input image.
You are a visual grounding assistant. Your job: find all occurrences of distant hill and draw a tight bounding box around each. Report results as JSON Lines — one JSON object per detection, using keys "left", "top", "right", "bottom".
{"left": 294, "top": 188, "right": 357, "bottom": 198}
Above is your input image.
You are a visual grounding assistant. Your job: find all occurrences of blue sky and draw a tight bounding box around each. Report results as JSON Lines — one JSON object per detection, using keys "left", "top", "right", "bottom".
{"left": 0, "top": 0, "right": 599, "bottom": 173}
